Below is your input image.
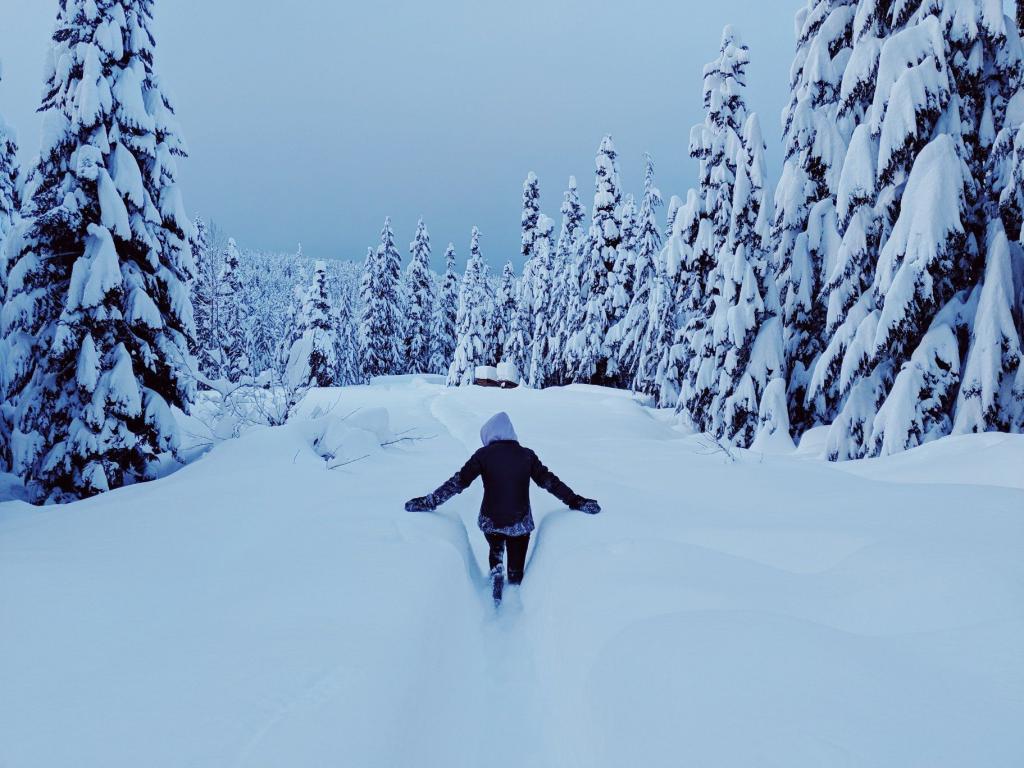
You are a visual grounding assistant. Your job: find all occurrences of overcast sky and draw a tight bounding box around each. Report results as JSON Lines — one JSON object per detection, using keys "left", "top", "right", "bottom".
{"left": 0, "top": 2, "right": 1013, "bottom": 268}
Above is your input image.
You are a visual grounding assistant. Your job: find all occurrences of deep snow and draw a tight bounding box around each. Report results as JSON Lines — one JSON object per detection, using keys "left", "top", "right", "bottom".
{"left": 1, "top": 377, "right": 1022, "bottom": 767}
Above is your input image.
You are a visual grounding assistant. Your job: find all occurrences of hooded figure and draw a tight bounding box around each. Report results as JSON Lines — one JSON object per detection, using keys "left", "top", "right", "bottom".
{"left": 480, "top": 411, "right": 518, "bottom": 446}
{"left": 405, "top": 411, "right": 600, "bottom": 594}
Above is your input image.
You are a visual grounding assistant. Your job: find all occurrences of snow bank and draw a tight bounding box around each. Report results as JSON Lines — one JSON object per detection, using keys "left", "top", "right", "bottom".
{"left": 830, "top": 431, "right": 1024, "bottom": 491}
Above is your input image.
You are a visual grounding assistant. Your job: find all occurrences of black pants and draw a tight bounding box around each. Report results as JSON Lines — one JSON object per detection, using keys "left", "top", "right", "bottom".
{"left": 485, "top": 533, "right": 530, "bottom": 585}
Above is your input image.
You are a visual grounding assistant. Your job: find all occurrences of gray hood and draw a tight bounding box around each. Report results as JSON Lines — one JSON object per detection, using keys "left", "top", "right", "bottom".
{"left": 480, "top": 412, "right": 519, "bottom": 446}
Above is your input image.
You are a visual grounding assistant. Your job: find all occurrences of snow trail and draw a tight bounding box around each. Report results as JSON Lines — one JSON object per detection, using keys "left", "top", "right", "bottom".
{"left": 430, "top": 388, "right": 556, "bottom": 767}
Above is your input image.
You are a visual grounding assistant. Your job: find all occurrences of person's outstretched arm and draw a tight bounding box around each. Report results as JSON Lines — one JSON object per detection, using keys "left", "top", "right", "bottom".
{"left": 529, "top": 451, "right": 601, "bottom": 514}
{"left": 404, "top": 452, "right": 483, "bottom": 512}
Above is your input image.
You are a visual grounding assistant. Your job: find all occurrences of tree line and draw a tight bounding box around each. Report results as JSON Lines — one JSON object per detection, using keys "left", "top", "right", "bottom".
{"left": 2, "top": 0, "right": 1023, "bottom": 503}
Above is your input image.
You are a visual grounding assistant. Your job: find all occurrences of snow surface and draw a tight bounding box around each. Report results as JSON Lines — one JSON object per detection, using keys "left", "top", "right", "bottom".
{"left": 1, "top": 377, "right": 1022, "bottom": 767}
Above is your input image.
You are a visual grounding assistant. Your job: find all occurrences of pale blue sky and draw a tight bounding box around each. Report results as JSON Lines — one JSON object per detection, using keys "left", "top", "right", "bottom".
{"left": 0, "top": 2, "right": 1014, "bottom": 267}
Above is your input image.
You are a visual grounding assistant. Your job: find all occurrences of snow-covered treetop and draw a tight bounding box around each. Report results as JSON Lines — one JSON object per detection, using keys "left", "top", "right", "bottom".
{"left": 591, "top": 136, "right": 622, "bottom": 248}
{"left": 556, "top": 175, "right": 586, "bottom": 265}
{"left": 379, "top": 217, "right": 398, "bottom": 259}
{"left": 690, "top": 25, "right": 753, "bottom": 239}
{"left": 409, "top": 217, "right": 431, "bottom": 262}
{"left": 225, "top": 237, "right": 240, "bottom": 264}
{"left": 635, "top": 154, "right": 664, "bottom": 259}
{"left": 522, "top": 172, "right": 541, "bottom": 261}
{"left": 304, "top": 260, "right": 333, "bottom": 327}
{"left": 469, "top": 225, "right": 482, "bottom": 261}
{"left": 560, "top": 176, "right": 585, "bottom": 233}
{"left": 641, "top": 153, "right": 660, "bottom": 200}
{"left": 16, "top": 0, "right": 192, "bottom": 291}
{"left": 701, "top": 26, "right": 751, "bottom": 137}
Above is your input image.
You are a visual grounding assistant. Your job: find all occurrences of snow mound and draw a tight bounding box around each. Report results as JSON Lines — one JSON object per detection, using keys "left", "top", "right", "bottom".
{"left": 832, "top": 431, "right": 1024, "bottom": 491}
{"left": 301, "top": 406, "right": 394, "bottom": 467}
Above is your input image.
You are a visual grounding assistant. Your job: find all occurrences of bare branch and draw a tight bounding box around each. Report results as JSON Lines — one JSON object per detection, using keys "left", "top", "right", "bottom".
{"left": 381, "top": 433, "right": 437, "bottom": 447}
{"left": 327, "top": 454, "right": 371, "bottom": 470}
{"left": 695, "top": 433, "right": 738, "bottom": 464}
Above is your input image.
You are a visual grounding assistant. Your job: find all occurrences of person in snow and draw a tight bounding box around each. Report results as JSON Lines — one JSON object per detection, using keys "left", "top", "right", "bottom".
{"left": 404, "top": 412, "right": 600, "bottom": 586}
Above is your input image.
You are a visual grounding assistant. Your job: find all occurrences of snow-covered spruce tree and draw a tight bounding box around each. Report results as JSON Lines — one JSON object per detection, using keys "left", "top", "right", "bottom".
{"left": 275, "top": 263, "right": 307, "bottom": 377}
{"left": 491, "top": 261, "right": 518, "bottom": 366}
{"left": 188, "top": 215, "right": 219, "bottom": 378}
{"left": 823, "top": 2, "right": 1024, "bottom": 459}
{"left": 647, "top": 190, "right": 699, "bottom": 406}
{"left": 527, "top": 214, "right": 556, "bottom": 388}
{"left": 479, "top": 260, "right": 499, "bottom": 365}
{"left": 448, "top": 227, "right": 490, "bottom": 386}
{"left": 604, "top": 193, "right": 639, "bottom": 385}
{"left": 773, "top": 0, "right": 856, "bottom": 433}
{"left": 0, "top": 94, "right": 19, "bottom": 473}
{"left": 217, "top": 237, "right": 248, "bottom": 382}
{"left": 568, "top": 135, "right": 623, "bottom": 384}
{"left": 954, "top": 90, "right": 1024, "bottom": 434}
{"left": 0, "top": 0, "right": 196, "bottom": 501}
{"left": 265, "top": 249, "right": 302, "bottom": 378}
{"left": 286, "top": 260, "right": 338, "bottom": 388}
{"left": 0, "top": 100, "right": 19, "bottom": 300}
{"left": 694, "top": 114, "right": 787, "bottom": 447}
{"left": 672, "top": 27, "right": 752, "bottom": 419}
{"left": 499, "top": 173, "right": 542, "bottom": 377}
{"left": 521, "top": 171, "right": 541, "bottom": 264}
{"left": 611, "top": 154, "right": 663, "bottom": 394}
{"left": 502, "top": 267, "right": 533, "bottom": 377}
{"left": 402, "top": 218, "right": 434, "bottom": 374}
{"left": 550, "top": 176, "right": 586, "bottom": 385}
{"left": 334, "top": 286, "right": 361, "bottom": 386}
{"left": 953, "top": 221, "right": 1023, "bottom": 434}
{"left": 263, "top": 245, "right": 308, "bottom": 377}
{"left": 649, "top": 259, "right": 684, "bottom": 405}
{"left": 428, "top": 243, "right": 458, "bottom": 375}
{"left": 236, "top": 250, "right": 280, "bottom": 379}
{"left": 359, "top": 217, "right": 403, "bottom": 379}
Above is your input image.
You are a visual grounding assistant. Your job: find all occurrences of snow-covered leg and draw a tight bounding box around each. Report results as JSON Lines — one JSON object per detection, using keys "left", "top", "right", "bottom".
{"left": 490, "top": 564, "right": 504, "bottom": 605}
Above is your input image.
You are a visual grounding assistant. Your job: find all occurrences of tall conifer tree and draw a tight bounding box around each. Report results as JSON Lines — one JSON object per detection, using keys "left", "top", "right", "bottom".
{"left": 569, "top": 136, "right": 623, "bottom": 384}
{"left": 672, "top": 27, "right": 752, "bottom": 418}
{"left": 820, "top": 1, "right": 1024, "bottom": 458}
{"left": 359, "top": 218, "right": 403, "bottom": 379}
{"left": 1, "top": 0, "right": 196, "bottom": 500}
{"left": 448, "top": 228, "right": 490, "bottom": 386}
{"left": 552, "top": 177, "right": 586, "bottom": 385}
{"left": 286, "top": 261, "right": 339, "bottom": 388}
{"left": 402, "top": 218, "right": 434, "bottom": 373}
{"left": 428, "top": 244, "right": 459, "bottom": 375}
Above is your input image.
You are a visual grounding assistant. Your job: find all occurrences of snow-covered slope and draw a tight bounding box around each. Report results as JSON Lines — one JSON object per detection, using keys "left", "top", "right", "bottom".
{"left": 1, "top": 378, "right": 1022, "bottom": 768}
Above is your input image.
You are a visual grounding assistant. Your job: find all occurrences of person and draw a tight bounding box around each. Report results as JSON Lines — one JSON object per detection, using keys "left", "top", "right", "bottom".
{"left": 405, "top": 412, "right": 600, "bottom": 589}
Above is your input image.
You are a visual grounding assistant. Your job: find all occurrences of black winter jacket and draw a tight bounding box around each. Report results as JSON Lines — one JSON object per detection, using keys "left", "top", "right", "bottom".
{"left": 427, "top": 440, "right": 583, "bottom": 535}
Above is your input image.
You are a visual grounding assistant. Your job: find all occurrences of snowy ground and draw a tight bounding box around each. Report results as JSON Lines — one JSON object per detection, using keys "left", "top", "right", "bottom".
{"left": 2, "top": 377, "right": 1022, "bottom": 768}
